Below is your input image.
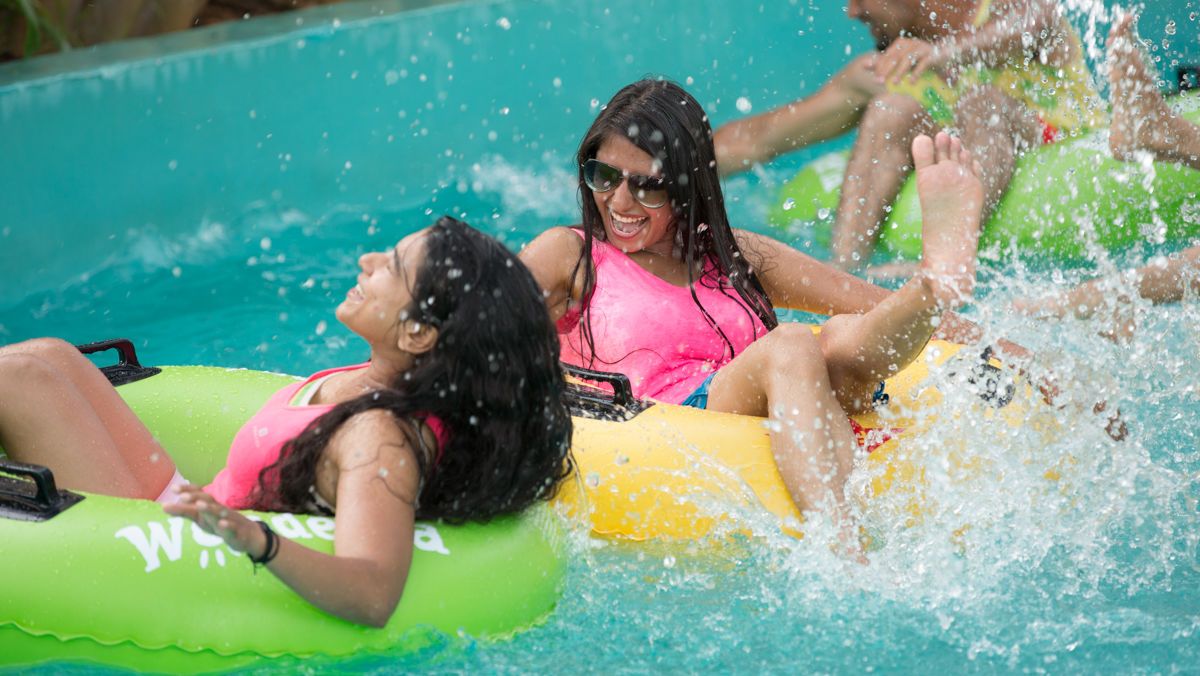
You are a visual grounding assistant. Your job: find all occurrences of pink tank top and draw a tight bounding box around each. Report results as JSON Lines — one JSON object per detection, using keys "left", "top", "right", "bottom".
{"left": 559, "top": 230, "right": 770, "bottom": 404}
{"left": 206, "top": 362, "right": 447, "bottom": 509}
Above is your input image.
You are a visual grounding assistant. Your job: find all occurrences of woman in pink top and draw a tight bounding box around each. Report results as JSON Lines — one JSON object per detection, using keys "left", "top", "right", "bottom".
{"left": 521, "top": 79, "right": 987, "bottom": 559}
{"left": 0, "top": 216, "right": 572, "bottom": 627}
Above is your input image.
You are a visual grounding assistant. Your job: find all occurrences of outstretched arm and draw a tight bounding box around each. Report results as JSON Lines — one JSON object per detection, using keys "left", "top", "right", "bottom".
{"left": 735, "top": 227, "right": 1032, "bottom": 367}
{"left": 876, "top": 0, "right": 1072, "bottom": 85}
{"left": 166, "top": 409, "right": 421, "bottom": 627}
{"left": 714, "top": 54, "right": 882, "bottom": 175}
{"left": 1012, "top": 245, "right": 1200, "bottom": 342}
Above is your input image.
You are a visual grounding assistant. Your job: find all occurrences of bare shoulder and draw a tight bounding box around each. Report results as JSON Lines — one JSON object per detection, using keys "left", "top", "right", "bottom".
{"left": 519, "top": 226, "right": 585, "bottom": 281}
{"left": 522, "top": 225, "right": 584, "bottom": 260}
{"left": 519, "top": 226, "right": 588, "bottom": 321}
{"left": 327, "top": 410, "right": 423, "bottom": 480}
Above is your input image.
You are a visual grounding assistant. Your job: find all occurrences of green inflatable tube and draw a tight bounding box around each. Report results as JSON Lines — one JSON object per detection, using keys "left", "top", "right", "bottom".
{"left": 769, "top": 95, "right": 1200, "bottom": 261}
{"left": 0, "top": 366, "right": 566, "bottom": 674}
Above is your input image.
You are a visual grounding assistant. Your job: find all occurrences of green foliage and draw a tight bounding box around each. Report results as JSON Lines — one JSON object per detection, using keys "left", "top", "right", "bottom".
{"left": 1, "top": 0, "right": 71, "bottom": 57}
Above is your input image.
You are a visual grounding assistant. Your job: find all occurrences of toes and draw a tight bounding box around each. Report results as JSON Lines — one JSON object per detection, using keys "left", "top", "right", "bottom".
{"left": 934, "top": 131, "right": 952, "bottom": 162}
{"left": 948, "top": 134, "right": 963, "bottom": 163}
{"left": 911, "top": 134, "right": 935, "bottom": 171}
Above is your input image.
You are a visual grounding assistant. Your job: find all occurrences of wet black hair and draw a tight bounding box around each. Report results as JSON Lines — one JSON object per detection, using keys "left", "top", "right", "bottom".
{"left": 250, "top": 216, "right": 573, "bottom": 523}
{"left": 573, "top": 78, "right": 778, "bottom": 366}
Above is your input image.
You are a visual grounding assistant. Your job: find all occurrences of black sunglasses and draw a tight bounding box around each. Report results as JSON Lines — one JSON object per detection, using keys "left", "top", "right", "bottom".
{"left": 583, "top": 158, "right": 670, "bottom": 209}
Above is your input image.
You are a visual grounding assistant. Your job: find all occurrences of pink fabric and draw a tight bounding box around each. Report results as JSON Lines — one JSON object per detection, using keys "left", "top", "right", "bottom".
{"left": 206, "top": 362, "right": 448, "bottom": 508}
{"left": 559, "top": 230, "right": 769, "bottom": 404}
{"left": 154, "top": 469, "right": 189, "bottom": 506}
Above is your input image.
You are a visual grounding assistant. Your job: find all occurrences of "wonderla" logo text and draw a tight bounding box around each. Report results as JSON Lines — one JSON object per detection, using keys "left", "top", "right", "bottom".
{"left": 115, "top": 514, "right": 450, "bottom": 573}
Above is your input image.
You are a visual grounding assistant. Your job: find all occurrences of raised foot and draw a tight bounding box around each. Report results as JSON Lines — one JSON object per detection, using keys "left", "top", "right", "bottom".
{"left": 1107, "top": 12, "right": 1173, "bottom": 161}
{"left": 914, "top": 132, "right": 984, "bottom": 308}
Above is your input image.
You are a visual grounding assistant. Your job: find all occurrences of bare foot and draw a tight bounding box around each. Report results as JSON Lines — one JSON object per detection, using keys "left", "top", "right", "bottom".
{"left": 914, "top": 132, "right": 984, "bottom": 307}
{"left": 1107, "top": 12, "right": 1174, "bottom": 161}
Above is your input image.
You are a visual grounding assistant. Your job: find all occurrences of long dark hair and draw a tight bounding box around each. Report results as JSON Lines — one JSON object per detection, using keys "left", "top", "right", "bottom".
{"left": 573, "top": 78, "right": 778, "bottom": 364}
{"left": 250, "top": 216, "right": 573, "bottom": 523}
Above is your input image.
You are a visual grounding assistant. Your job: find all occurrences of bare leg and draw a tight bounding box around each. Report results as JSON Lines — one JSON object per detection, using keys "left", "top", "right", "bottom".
{"left": 859, "top": 88, "right": 1030, "bottom": 282}
{"left": 705, "top": 324, "right": 866, "bottom": 560}
{"left": 1108, "top": 13, "right": 1200, "bottom": 169}
{"left": 833, "top": 92, "right": 936, "bottom": 271}
{"left": 822, "top": 133, "right": 985, "bottom": 410}
{"left": 0, "top": 338, "right": 174, "bottom": 498}
{"left": 954, "top": 86, "right": 1042, "bottom": 217}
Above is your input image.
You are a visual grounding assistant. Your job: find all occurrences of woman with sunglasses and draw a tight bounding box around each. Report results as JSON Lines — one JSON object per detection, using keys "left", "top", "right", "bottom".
{"left": 519, "top": 79, "right": 986, "bottom": 558}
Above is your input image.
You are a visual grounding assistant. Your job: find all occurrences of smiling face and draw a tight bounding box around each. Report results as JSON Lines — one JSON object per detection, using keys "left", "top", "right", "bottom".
{"left": 336, "top": 228, "right": 430, "bottom": 351}
{"left": 590, "top": 134, "right": 678, "bottom": 256}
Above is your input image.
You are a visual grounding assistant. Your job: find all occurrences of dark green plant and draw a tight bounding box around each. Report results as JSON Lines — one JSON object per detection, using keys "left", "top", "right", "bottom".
{"left": 1, "top": 0, "right": 71, "bottom": 57}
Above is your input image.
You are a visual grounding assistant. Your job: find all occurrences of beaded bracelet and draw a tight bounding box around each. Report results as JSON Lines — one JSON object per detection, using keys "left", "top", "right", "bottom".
{"left": 248, "top": 520, "right": 280, "bottom": 572}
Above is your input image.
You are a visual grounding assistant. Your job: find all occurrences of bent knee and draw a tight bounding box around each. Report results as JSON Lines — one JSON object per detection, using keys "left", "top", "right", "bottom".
{"left": 12, "top": 337, "right": 79, "bottom": 361}
{"left": 759, "top": 324, "right": 827, "bottom": 373}
{"left": 0, "top": 352, "right": 62, "bottom": 386}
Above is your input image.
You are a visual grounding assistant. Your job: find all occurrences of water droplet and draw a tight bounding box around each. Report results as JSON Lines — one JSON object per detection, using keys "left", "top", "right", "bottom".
{"left": 585, "top": 472, "right": 600, "bottom": 488}
{"left": 735, "top": 97, "right": 752, "bottom": 113}
{"left": 497, "top": 16, "right": 511, "bottom": 30}
{"left": 1165, "top": 20, "right": 1176, "bottom": 36}
{"left": 782, "top": 198, "right": 796, "bottom": 211}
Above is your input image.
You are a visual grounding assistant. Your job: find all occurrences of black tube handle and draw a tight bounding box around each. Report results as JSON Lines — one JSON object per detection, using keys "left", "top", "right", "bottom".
{"left": 0, "top": 459, "right": 84, "bottom": 521}
{"left": 77, "top": 337, "right": 140, "bottom": 364}
{"left": 0, "top": 460, "right": 62, "bottom": 508}
{"left": 562, "top": 362, "right": 636, "bottom": 409}
{"left": 75, "top": 338, "right": 161, "bottom": 386}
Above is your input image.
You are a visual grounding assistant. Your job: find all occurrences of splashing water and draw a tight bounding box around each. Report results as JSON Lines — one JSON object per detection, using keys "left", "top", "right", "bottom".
{"left": 2, "top": 0, "right": 1199, "bottom": 672}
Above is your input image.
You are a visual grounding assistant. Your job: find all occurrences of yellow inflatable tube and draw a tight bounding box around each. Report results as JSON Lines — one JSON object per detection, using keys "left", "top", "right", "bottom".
{"left": 556, "top": 339, "right": 1061, "bottom": 541}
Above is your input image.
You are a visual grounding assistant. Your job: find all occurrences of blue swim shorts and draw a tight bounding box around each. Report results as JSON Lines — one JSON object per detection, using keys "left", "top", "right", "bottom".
{"left": 680, "top": 372, "right": 718, "bottom": 409}
{"left": 680, "top": 375, "right": 888, "bottom": 410}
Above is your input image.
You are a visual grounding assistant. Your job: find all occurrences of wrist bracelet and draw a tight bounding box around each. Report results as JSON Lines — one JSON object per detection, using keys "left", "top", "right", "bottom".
{"left": 248, "top": 520, "right": 280, "bottom": 572}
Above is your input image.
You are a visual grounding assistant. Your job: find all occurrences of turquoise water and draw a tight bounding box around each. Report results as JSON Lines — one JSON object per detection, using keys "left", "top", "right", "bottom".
{"left": 3, "top": 0, "right": 1200, "bottom": 672}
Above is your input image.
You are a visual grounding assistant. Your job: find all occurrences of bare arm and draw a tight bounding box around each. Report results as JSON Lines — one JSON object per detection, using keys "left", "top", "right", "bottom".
{"left": 735, "top": 229, "right": 1019, "bottom": 349}
{"left": 937, "top": 0, "right": 1071, "bottom": 69}
{"left": 517, "top": 226, "right": 588, "bottom": 323}
{"left": 877, "top": 0, "right": 1073, "bottom": 85}
{"left": 714, "top": 54, "right": 882, "bottom": 175}
{"left": 1012, "top": 246, "right": 1200, "bottom": 337}
{"left": 166, "top": 409, "right": 421, "bottom": 627}
{"left": 735, "top": 229, "right": 891, "bottom": 315}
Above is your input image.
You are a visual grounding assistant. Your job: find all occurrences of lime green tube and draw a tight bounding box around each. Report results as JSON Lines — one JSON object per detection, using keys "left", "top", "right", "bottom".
{"left": 0, "top": 366, "right": 565, "bottom": 674}
{"left": 769, "top": 98, "right": 1200, "bottom": 260}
